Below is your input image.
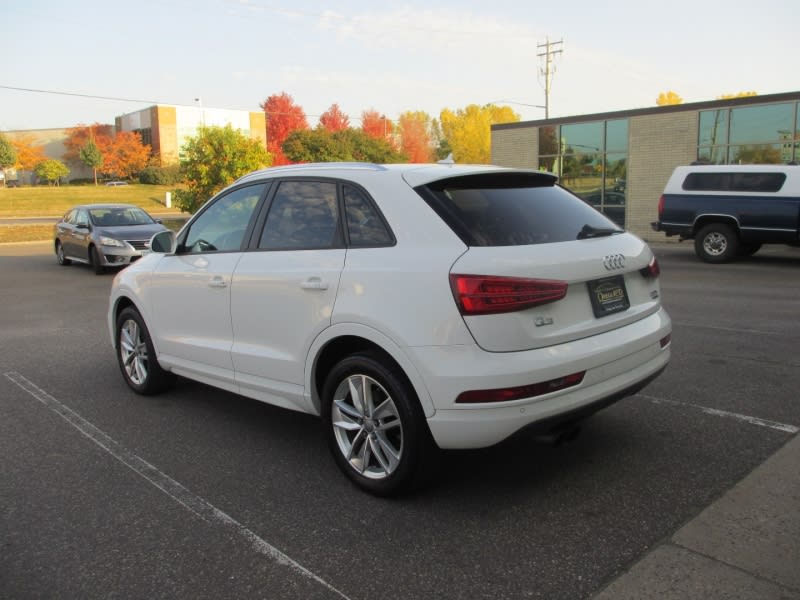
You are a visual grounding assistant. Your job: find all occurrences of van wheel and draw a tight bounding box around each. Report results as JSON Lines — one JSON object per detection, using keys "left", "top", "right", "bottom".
{"left": 695, "top": 223, "right": 739, "bottom": 263}
{"left": 321, "top": 352, "right": 436, "bottom": 496}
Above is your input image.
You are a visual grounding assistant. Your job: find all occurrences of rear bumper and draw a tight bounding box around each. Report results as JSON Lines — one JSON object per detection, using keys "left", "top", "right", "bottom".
{"left": 410, "top": 308, "right": 671, "bottom": 449}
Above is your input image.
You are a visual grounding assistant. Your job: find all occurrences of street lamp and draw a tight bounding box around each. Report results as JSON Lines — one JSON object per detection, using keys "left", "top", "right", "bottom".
{"left": 194, "top": 97, "right": 205, "bottom": 127}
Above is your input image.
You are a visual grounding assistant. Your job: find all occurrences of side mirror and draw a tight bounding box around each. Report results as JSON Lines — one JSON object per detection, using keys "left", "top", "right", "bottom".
{"left": 150, "top": 230, "right": 177, "bottom": 254}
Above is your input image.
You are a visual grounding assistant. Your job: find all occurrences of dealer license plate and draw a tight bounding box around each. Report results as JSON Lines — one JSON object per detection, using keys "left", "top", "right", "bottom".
{"left": 587, "top": 275, "right": 630, "bottom": 318}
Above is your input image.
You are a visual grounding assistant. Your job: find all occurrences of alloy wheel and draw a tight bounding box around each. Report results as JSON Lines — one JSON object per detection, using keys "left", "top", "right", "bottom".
{"left": 331, "top": 374, "right": 403, "bottom": 480}
{"left": 119, "top": 318, "right": 149, "bottom": 386}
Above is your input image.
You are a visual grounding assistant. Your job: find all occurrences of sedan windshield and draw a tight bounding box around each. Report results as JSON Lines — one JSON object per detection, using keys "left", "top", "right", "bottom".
{"left": 89, "top": 207, "right": 155, "bottom": 227}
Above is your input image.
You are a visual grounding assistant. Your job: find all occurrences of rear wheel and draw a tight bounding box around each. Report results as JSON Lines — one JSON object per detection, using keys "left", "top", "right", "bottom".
{"left": 695, "top": 223, "right": 739, "bottom": 263}
{"left": 55, "top": 241, "right": 71, "bottom": 266}
{"left": 116, "top": 307, "right": 173, "bottom": 395}
{"left": 321, "top": 352, "right": 436, "bottom": 496}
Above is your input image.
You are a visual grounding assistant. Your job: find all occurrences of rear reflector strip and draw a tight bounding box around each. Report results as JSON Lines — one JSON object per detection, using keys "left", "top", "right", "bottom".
{"left": 660, "top": 334, "right": 671, "bottom": 348}
{"left": 450, "top": 274, "right": 568, "bottom": 316}
{"left": 456, "top": 371, "right": 586, "bottom": 404}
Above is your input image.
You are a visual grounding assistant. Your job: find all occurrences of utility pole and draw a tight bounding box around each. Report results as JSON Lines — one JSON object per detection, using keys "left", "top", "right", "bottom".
{"left": 537, "top": 38, "right": 563, "bottom": 119}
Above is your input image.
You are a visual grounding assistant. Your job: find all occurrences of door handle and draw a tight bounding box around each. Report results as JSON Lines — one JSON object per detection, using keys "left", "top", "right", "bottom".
{"left": 208, "top": 276, "right": 228, "bottom": 288}
{"left": 300, "top": 277, "right": 328, "bottom": 290}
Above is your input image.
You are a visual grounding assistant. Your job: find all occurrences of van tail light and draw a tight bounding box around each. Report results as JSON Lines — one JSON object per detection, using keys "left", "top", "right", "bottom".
{"left": 639, "top": 256, "right": 660, "bottom": 279}
{"left": 456, "top": 371, "right": 586, "bottom": 403}
{"left": 657, "top": 194, "right": 665, "bottom": 219}
{"left": 449, "top": 274, "right": 568, "bottom": 316}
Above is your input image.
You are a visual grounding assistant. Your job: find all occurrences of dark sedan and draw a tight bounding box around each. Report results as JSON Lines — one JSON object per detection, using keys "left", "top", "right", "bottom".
{"left": 54, "top": 204, "right": 169, "bottom": 274}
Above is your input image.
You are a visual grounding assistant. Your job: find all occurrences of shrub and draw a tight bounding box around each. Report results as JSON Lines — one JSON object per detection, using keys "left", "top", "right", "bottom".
{"left": 139, "top": 165, "right": 184, "bottom": 185}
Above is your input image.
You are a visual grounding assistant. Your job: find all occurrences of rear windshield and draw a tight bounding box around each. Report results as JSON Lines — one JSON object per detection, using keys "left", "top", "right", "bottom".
{"left": 418, "top": 175, "right": 618, "bottom": 246}
{"left": 682, "top": 172, "right": 786, "bottom": 193}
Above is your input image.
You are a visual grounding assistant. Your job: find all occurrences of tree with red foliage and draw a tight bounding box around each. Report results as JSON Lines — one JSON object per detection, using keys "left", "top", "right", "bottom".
{"left": 260, "top": 92, "right": 309, "bottom": 166}
{"left": 63, "top": 123, "right": 114, "bottom": 164}
{"left": 361, "top": 109, "right": 393, "bottom": 140}
{"left": 398, "top": 111, "right": 434, "bottom": 163}
{"left": 319, "top": 103, "right": 350, "bottom": 132}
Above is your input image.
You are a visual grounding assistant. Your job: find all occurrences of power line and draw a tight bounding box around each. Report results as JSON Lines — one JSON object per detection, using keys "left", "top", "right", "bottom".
{"left": 0, "top": 84, "right": 161, "bottom": 105}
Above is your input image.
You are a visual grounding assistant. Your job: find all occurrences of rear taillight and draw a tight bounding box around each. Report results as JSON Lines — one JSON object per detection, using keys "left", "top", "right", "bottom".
{"left": 657, "top": 194, "right": 665, "bottom": 219}
{"left": 456, "top": 371, "right": 586, "bottom": 403}
{"left": 449, "top": 274, "right": 568, "bottom": 316}
{"left": 639, "top": 256, "right": 660, "bottom": 278}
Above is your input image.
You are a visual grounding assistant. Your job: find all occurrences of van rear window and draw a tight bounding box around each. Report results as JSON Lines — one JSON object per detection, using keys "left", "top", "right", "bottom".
{"left": 682, "top": 172, "right": 786, "bottom": 193}
{"left": 418, "top": 174, "right": 618, "bottom": 246}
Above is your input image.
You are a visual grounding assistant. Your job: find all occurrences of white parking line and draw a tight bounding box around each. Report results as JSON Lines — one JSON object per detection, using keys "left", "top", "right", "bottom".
{"left": 4, "top": 371, "right": 351, "bottom": 600}
{"left": 639, "top": 393, "right": 799, "bottom": 434}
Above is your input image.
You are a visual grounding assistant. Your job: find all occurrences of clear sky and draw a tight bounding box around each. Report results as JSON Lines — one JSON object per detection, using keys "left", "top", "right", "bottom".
{"left": 2, "top": 0, "right": 798, "bottom": 131}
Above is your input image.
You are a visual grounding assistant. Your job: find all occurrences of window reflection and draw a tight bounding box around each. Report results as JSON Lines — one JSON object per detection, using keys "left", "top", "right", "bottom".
{"left": 698, "top": 102, "right": 799, "bottom": 164}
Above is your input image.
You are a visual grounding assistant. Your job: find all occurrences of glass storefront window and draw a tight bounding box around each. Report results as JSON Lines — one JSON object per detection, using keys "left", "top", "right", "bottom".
{"left": 728, "top": 144, "right": 784, "bottom": 165}
{"left": 537, "top": 119, "right": 628, "bottom": 227}
{"left": 561, "top": 122, "right": 603, "bottom": 155}
{"left": 697, "top": 146, "right": 727, "bottom": 164}
{"left": 729, "top": 103, "right": 793, "bottom": 145}
{"left": 699, "top": 110, "right": 728, "bottom": 146}
{"left": 538, "top": 126, "right": 559, "bottom": 156}
{"left": 606, "top": 120, "right": 628, "bottom": 152}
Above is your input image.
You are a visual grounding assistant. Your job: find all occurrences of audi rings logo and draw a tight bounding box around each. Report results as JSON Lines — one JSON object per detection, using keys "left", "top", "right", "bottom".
{"left": 603, "top": 254, "right": 626, "bottom": 271}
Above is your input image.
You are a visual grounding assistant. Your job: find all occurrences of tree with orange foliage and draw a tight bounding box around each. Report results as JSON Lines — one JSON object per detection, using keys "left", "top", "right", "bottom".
{"left": 63, "top": 123, "right": 114, "bottom": 164}
{"left": 11, "top": 133, "right": 47, "bottom": 172}
{"left": 361, "top": 109, "right": 393, "bottom": 141}
{"left": 260, "top": 92, "right": 309, "bottom": 165}
{"left": 103, "top": 132, "right": 151, "bottom": 179}
{"left": 397, "top": 111, "right": 433, "bottom": 163}
{"left": 319, "top": 104, "right": 350, "bottom": 132}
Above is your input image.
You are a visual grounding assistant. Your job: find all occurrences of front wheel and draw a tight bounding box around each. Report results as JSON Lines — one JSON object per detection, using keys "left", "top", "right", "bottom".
{"left": 90, "top": 245, "right": 105, "bottom": 274}
{"left": 694, "top": 223, "right": 739, "bottom": 263}
{"left": 321, "top": 352, "right": 436, "bottom": 496}
{"left": 116, "top": 307, "right": 173, "bottom": 395}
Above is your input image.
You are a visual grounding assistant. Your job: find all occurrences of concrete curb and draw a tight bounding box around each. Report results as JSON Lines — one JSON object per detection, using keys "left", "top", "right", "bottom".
{"left": 594, "top": 434, "right": 800, "bottom": 599}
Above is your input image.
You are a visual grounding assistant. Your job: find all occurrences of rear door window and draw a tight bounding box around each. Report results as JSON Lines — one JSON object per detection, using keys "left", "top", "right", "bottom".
{"left": 419, "top": 174, "right": 618, "bottom": 246}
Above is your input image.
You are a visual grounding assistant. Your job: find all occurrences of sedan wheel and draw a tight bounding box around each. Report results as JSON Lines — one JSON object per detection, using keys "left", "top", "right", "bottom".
{"left": 116, "top": 307, "right": 173, "bottom": 395}
{"left": 322, "top": 352, "right": 436, "bottom": 496}
{"left": 56, "top": 241, "right": 71, "bottom": 266}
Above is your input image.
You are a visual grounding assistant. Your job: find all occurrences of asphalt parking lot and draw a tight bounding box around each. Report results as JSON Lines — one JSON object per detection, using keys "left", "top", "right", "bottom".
{"left": 1, "top": 240, "right": 798, "bottom": 599}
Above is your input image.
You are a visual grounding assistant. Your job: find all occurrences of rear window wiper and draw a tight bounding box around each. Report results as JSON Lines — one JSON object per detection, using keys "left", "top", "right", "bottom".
{"left": 577, "top": 224, "right": 623, "bottom": 239}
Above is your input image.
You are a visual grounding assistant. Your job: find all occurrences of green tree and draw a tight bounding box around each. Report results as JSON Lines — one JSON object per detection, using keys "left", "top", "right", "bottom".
{"left": 79, "top": 138, "right": 104, "bottom": 185}
{"left": 174, "top": 125, "right": 271, "bottom": 213}
{"left": 0, "top": 133, "right": 18, "bottom": 187}
{"left": 34, "top": 159, "right": 70, "bottom": 186}
{"left": 282, "top": 128, "right": 406, "bottom": 163}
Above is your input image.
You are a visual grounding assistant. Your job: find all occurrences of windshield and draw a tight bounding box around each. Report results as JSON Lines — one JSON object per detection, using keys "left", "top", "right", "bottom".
{"left": 89, "top": 207, "right": 155, "bottom": 227}
{"left": 421, "top": 179, "right": 619, "bottom": 247}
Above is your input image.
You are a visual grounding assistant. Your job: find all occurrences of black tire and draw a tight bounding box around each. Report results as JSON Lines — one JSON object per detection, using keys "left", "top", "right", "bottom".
{"left": 115, "top": 307, "right": 174, "bottom": 395}
{"left": 321, "top": 351, "right": 437, "bottom": 496}
{"left": 55, "top": 240, "right": 71, "bottom": 266}
{"left": 739, "top": 243, "right": 762, "bottom": 257}
{"left": 90, "top": 245, "right": 105, "bottom": 274}
{"left": 694, "top": 223, "right": 739, "bottom": 263}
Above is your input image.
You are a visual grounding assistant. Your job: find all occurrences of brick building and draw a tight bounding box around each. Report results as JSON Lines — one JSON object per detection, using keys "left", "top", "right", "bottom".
{"left": 116, "top": 105, "right": 266, "bottom": 165}
{"left": 491, "top": 91, "right": 800, "bottom": 241}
